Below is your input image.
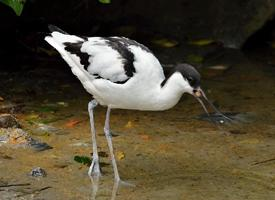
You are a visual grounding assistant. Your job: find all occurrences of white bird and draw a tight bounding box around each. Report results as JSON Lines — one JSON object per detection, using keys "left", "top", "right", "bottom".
{"left": 45, "top": 25, "right": 226, "bottom": 185}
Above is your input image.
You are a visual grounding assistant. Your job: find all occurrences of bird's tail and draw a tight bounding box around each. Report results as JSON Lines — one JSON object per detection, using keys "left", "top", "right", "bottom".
{"left": 44, "top": 25, "right": 92, "bottom": 85}
{"left": 48, "top": 25, "right": 68, "bottom": 34}
{"left": 45, "top": 25, "right": 83, "bottom": 52}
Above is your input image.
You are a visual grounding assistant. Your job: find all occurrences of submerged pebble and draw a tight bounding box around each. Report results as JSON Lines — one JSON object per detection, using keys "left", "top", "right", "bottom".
{"left": 0, "top": 114, "right": 21, "bottom": 128}
{"left": 0, "top": 102, "right": 24, "bottom": 113}
{"left": 0, "top": 128, "right": 52, "bottom": 151}
{"left": 229, "top": 129, "right": 247, "bottom": 134}
{"left": 70, "top": 142, "right": 89, "bottom": 147}
{"left": 29, "top": 167, "right": 47, "bottom": 177}
{"left": 32, "top": 123, "right": 67, "bottom": 136}
{"left": 30, "top": 141, "right": 52, "bottom": 151}
{"left": 207, "top": 65, "right": 229, "bottom": 70}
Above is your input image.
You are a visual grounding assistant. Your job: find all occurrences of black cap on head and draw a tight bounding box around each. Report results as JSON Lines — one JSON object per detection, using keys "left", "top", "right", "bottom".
{"left": 161, "top": 63, "right": 201, "bottom": 88}
{"left": 174, "top": 63, "right": 201, "bottom": 88}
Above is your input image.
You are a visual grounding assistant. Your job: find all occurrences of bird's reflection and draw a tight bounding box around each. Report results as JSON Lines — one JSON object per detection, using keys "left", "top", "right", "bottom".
{"left": 90, "top": 175, "right": 100, "bottom": 200}
{"left": 110, "top": 180, "right": 120, "bottom": 200}
{"left": 90, "top": 176, "right": 121, "bottom": 200}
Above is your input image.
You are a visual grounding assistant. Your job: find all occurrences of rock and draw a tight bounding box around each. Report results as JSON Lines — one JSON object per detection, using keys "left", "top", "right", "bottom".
{"left": 23, "top": 0, "right": 275, "bottom": 48}
{"left": 70, "top": 142, "right": 89, "bottom": 147}
{"left": 116, "top": 0, "right": 275, "bottom": 48}
{"left": 0, "top": 128, "right": 52, "bottom": 151}
{"left": 0, "top": 114, "right": 20, "bottom": 128}
{"left": 30, "top": 142, "right": 52, "bottom": 152}
{"left": 29, "top": 167, "right": 47, "bottom": 177}
{"left": 32, "top": 123, "right": 67, "bottom": 136}
{"left": 0, "top": 102, "right": 24, "bottom": 113}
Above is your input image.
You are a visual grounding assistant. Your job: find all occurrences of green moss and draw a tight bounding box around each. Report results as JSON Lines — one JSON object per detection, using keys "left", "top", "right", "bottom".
{"left": 74, "top": 156, "right": 91, "bottom": 166}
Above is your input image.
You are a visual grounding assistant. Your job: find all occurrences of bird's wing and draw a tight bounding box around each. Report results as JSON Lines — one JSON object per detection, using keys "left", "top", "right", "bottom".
{"left": 78, "top": 36, "right": 138, "bottom": 84}
{"left": 45, "top": 27, "right": 153, "bottom": 84}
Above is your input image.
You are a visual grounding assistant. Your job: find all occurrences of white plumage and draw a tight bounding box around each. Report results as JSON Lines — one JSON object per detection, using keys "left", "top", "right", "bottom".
{"left": 44, "top": 25, "right": 211, "bottom": 185}
{"left": 45, "top": 29, "right": 187, "bottom": 110}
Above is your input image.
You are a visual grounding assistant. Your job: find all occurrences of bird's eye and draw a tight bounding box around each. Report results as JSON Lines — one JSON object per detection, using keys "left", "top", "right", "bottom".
{"left": 187, "top": 77, "right": 195, "bottom": 86}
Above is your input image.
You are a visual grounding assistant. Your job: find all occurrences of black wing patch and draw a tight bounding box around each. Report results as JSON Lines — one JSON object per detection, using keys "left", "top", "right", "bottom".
{"left": 63, "top": 41, "right": 90, "bottom": 70}
{"left": 107, "top": 37, "right": 152, "bottom": 53}
{"left": 104, "top": 37, "right": 136, "bottom": 77}
{"left": 93, "top": 73, "right": 129, "bottom": 84}
{"left": 63, "top": 37, "right": 140, "bottom": 84}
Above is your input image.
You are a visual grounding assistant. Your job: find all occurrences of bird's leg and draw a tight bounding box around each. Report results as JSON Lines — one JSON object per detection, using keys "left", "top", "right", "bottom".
{"left": 104, "top": 107, "right": 134, "bottom": 187}
{"left": 104, "top": 107, "right": 120, "bottom": 181}
{"left": 88, "top": 99, "right": 101, "bottom": 178}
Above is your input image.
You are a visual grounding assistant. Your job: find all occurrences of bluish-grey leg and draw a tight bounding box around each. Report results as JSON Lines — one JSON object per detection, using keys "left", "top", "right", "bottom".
{"left": 104, "top": 107, "right": 134, "bottom": 187}
{"left": 88, "top": 99, "right": 101, "bottom": 178}
{"left": 104, "top": 107, "right": 120, "bottom": 181}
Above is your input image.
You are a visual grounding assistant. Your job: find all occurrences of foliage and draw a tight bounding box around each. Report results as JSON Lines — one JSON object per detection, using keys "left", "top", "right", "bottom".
{"left": 74, "top": 155, "right": 91, "bottom": 166}
{"left": 186, "top": 54, "right": 204, "bottom": 64}
{"left": 0, "top": 0, "right": 26, "bottom": 16}
{"left": 98, "top": 0, "right": 111, "bottom": 4}
{"left": 0, "top": 0, "right": 111, "bottom": 16}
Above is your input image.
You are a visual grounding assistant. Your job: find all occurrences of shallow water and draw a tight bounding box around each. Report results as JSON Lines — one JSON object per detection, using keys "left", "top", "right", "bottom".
{"left": 1, "top": 48, "right": 275, "bottom": 199}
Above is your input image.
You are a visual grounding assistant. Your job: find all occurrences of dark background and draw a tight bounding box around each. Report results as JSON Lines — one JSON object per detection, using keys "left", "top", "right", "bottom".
{"left": 1, "top": 0, "right": 275, "bottom": 71}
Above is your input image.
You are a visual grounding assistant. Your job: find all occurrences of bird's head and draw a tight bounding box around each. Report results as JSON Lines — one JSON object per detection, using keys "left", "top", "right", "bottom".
{"left": 172, "top": 63, "right": 223, "bottom": 116}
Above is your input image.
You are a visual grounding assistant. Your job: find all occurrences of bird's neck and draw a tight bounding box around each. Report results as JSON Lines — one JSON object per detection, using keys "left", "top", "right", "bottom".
{"left": 157, "top": 72, "right": 185, "bottom": 110}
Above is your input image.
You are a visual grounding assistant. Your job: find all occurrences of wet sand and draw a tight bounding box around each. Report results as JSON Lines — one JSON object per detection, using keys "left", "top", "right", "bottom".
{"left": 0, "top": 48, "right": 275, "bottom": 200}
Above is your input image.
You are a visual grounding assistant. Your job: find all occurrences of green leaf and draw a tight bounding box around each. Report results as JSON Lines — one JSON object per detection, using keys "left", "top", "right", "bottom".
{"left": 186, "top": 54, "right": 204, "bottom": 64}
{"left": 36, "top": 105, "right": 59, "bottom": 113}
{"left": 188, "top": 39, "right": 214, "bottom": 46}
{"left": 98, "top": 0, "right": 111, "bottom": 4}
{"left": 74, "top": 156, "right": 91, "bottom": 166}
{"left": 0, "top": 0, "right": 26, "bottom": 16}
